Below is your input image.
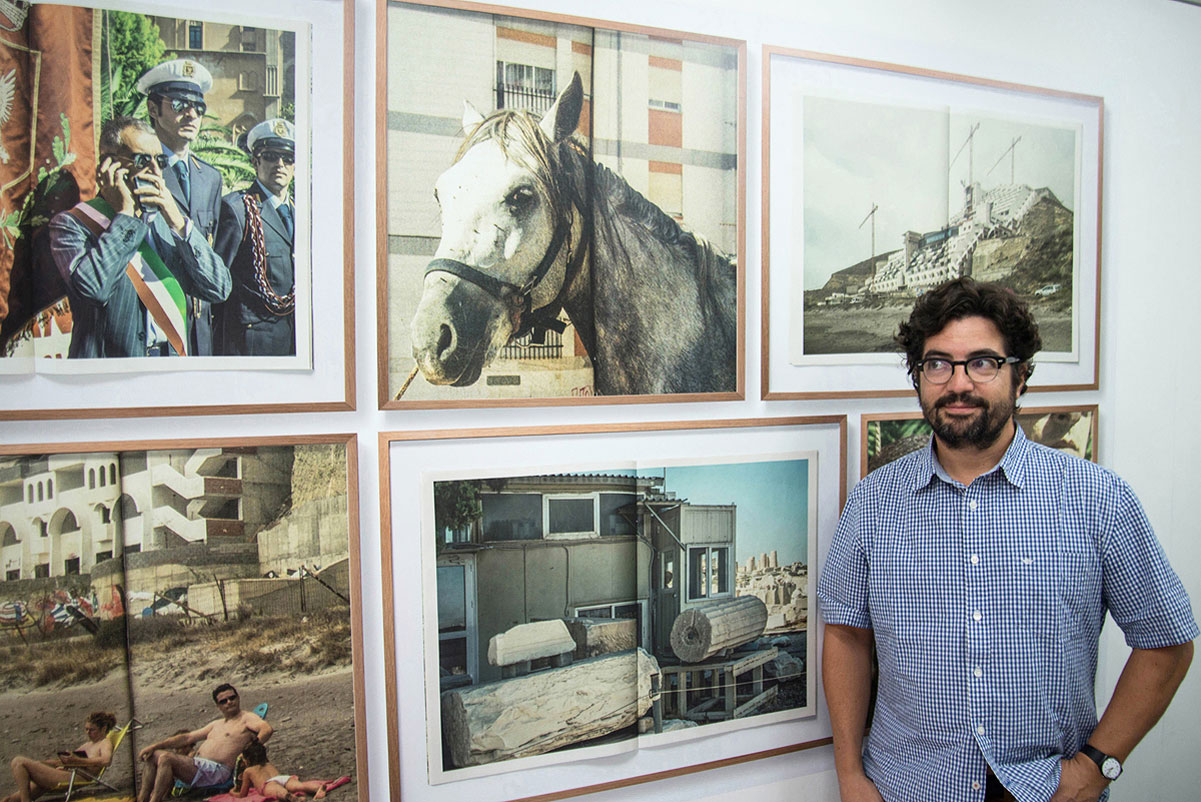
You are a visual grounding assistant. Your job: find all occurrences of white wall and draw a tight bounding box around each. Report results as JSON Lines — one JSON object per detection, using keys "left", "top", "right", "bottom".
{"left": 3, "top": 0, "right": 1198, "bottom": 800}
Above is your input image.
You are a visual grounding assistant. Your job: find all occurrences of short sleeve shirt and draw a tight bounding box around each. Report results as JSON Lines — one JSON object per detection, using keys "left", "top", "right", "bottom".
{"left": 817, "top": 426, "right": 1198, "bottom": 802}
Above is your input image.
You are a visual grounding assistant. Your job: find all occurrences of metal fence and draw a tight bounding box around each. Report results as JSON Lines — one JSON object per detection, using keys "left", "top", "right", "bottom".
{"left": 499, "top": 329, "right": 564, "bottom": 361}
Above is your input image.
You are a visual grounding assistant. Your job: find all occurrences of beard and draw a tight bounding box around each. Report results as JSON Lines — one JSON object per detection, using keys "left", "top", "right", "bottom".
{"left": 920, "top": 389, "right": 1015, "bottom": 450}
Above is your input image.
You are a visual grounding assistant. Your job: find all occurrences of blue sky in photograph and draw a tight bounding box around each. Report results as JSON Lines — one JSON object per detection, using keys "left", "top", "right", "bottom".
{"left": 645, "top": 459, "right": 809, "bottom": 566}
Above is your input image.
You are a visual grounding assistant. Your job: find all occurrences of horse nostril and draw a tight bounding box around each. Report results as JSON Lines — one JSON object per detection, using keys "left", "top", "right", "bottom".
{"left": 435, "top": 324, "right": 454, "bottom": 359}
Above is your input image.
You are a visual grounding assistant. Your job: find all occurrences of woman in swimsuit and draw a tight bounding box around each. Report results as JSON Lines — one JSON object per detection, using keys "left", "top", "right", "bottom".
{"left": 232, "top": 740, "right": 348, "bottom": 802}
{"left": 1, "top": 711, "right": 117, "bottom": 802}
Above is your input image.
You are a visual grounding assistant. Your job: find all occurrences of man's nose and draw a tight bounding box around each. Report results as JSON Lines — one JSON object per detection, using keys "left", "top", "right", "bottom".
{"left": 945, "top": 363, "right": 975, "bottom": 391}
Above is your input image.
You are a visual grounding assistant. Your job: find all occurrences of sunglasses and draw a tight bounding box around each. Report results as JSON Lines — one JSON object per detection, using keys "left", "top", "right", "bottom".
{"left": 128, "top": 153, "right": 170, "bottom": 170}
{"left": 216, "top": 695, "right": 238, "bottom": 705}
{"left": 257, "top": 150, "right": 295, "bottom": 165}
{"left": 168, "top": 97, "right": 207, "bottom": 116}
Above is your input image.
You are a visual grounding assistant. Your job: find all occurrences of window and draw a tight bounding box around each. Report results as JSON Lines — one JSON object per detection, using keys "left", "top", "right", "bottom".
{"left": 481, "top": 493, "right": 541, "bottom": 541}
{"left": 546, "top": 496, "right": 595, "bottom": 538}
{"left": 661, "top": 552, "right": 676, "bottom": 590}
{"left": 46, "top": 479, "right": 52, "bottom": 498}
{"left": 188, "top": 21, "right": 203, "bottom": 50}
{"left": 36, "top": 483, "right": 42, "bottom": 502}
{"left": 648, "top": 98, "right": 682, "bottom": 113}
{"left": 34, "top": 563, "right": 49, "bottom": 578}
{"left": 109, "top": 464, "right": 116, "bottom": 485}
{"left": 124, "top": 543, "right": 141, "bottom": 554}
{"left": 5, "top": 569, "right": 18, "bottom": 581}
{"left": 98, "top": 469, "right": 105, "bottom": 487}
{"left": 37, "top": 519, "right": 47, "bottom": 538}
{"left": 95, "top": 551, "right": 112, "bottom": 564}
{"left": 496, "top": 61, "right": 555, "bottom": 113}
{"left": 64, "top": 557, "right": 80, "bottom": 575}
{"left": 241, "top": 26, "right": 257, "bottom": 52}
{"left": 26, "top": 486, "right": 32, "bottom": 504}
{"left": 88, "top": 469, "right": 95, "bottom": 489}
{"left": 100, "top": 506, "right": 111, "bottom": 524}
{"left": 687, "top": 546, "right": 731, "bottom": 601}
{"left": 238, "top": 72, "right": 257, "bottom": 92}
{"left": 437, "top": 560, "right": 476, "bottom": 682}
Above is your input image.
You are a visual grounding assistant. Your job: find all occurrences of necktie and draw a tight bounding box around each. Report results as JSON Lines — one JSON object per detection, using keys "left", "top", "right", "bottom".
{"left": 279, "top": 203, "right": 294, "bottom": 240}
{"left": 173, "top": 159, "right": 190, "bottom": 206}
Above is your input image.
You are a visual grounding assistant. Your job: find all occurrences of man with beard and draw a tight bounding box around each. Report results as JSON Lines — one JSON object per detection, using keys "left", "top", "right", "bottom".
{"left": 817, "top": 278, "right": 1196, "bottom": 802}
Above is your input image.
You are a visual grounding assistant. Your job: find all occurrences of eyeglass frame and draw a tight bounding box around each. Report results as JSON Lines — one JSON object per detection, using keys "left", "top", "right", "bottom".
{"left": 215, "top": 693, "right": 239, "bottom": 705}
{"left": 125, "top": 153, "right": 170, "bottom": 171}
{"left": 255, "top": 149, "right": 295, "bottom": 165}
{"left": 913, "top": 355, "right": 1023, "bottom": 384}
{"left": 166, "top": 97, "right": 207, "bottom": 116}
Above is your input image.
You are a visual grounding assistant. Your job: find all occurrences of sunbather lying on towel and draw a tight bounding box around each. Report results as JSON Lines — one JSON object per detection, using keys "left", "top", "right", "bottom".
{"left": 1, "top": 711, "right": 116, "bottom": 802}
{"left": 231, "top": 741, "right": 349, "bottom": 802}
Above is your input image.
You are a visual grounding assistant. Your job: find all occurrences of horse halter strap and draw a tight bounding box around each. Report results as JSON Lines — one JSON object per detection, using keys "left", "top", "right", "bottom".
{"left": 424, "top": 207, "right": 587, "bottom": 341}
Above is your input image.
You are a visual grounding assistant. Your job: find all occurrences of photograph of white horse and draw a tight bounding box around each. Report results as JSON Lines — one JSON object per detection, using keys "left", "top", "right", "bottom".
{"left": 411, "top": 74, "right": 736, "bottom": 397}
{"left": 382, "top": 3, "right": 742, "bottom": 405}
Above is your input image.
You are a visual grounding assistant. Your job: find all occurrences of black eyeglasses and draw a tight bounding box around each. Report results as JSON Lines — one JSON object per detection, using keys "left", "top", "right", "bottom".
{"left": 168, "top": 97, "right": 207, "bottom": 116}
{"left": 915, "top": 355, "right": 1021, "bottom": 384}
{"left": 257, "top": 150, "right": 294, "bottom": 165}
{"left": 128, "top": 153, "right": 170, "bottom": 170}
{"left": 216, "top": 694, "right": 238, "bottom": 705}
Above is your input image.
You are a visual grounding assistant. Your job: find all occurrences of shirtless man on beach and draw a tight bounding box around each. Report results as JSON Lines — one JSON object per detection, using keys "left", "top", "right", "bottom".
{"left": 137, "top": 683, "right": 273, "bottom": 802}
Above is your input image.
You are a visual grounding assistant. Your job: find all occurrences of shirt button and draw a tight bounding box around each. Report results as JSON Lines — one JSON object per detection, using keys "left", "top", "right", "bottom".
{"left": 976, "top": 725, "right": 986, "bottom": 735}
{"left": 972, "top": 781, "right": 982, "bottom": 791}
{"left": 973, "top": 610, "right": 982, "bottom": 622}
{"left": 970, "top": 554, "right": 980, "bottom": 565}
{"left": 968, "top": 499, "right": 978, "bottom": 510}
{"left": 974, "top": 667, "right": 983, "bottom": 678}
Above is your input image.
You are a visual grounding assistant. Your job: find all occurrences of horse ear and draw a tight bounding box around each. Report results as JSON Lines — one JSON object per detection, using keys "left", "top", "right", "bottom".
{"left": 539, "top": 72, "right": 583, "bottom": 143}
{"left": 462, "top": 100, "right": 485, "bottom": 132}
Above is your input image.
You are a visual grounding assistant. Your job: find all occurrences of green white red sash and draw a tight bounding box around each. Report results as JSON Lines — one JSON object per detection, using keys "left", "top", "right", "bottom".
{"left": 67, "top": 198, "right": 189, "bottom": 356}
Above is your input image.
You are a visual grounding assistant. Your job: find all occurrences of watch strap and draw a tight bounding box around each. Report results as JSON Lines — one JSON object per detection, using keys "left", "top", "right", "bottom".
{"left": 1080, "top": 744, "right": 1122, "bottom": 780}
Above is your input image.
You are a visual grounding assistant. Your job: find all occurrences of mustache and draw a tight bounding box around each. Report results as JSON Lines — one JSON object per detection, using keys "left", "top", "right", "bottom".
{"left": 934, "top": 392, "right": 987, "bottom": 410}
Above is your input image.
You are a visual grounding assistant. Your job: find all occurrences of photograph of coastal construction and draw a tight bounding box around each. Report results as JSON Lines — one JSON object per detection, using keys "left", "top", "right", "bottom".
{"left": 0, "top": 442, "right": 363, "bottom": 802}
{"left": 426, "top": 456, "right": 815, "bottom": 781}
{"left": 795, "top": 95, "right": 1080, "bottom": 361}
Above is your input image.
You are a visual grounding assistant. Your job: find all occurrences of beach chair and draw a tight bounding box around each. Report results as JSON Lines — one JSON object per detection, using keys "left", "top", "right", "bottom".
{"left": 170, "top": 703, "right": 269, "bottom": 798}
{"left": 56, "top": 718, "right": 140, "bottom": 802}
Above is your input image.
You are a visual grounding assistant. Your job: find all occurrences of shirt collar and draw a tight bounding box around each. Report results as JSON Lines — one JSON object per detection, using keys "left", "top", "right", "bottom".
{"left": 161, "top": 144, "right": 188, "bottom": 167}
{"left": 912, "top": 421, "right": 1032, "bottom": 492}
{"left": 256, "top": 180, "right": 289, "bottom": 208}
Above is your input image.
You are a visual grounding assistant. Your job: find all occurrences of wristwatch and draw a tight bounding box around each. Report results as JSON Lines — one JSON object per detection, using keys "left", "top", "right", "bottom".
{"left": 1080, "top": 744, "right": 1122, "bottom": 781}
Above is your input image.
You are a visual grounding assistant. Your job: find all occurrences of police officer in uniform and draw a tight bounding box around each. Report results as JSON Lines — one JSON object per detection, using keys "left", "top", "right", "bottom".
{"left": 213, "top": 119, "right": 296, "bottom": 356}
{"left": 136, "top": 58, "right": 224, "bottom": 356}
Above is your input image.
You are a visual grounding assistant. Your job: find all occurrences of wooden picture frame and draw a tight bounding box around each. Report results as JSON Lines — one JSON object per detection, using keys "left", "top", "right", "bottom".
{"left": 380, "top": 417, "right": 846, "bottom": 802}
{"left": 762, "top": 46, "right": 1103, "bottom": 399}
{"left": 860, "top": 404, "right": 1099, "bottom": 477}
{"left": 0, "top": 433, "right": 369, "bottom": 802}
{"left": 0, "top": 0, "right": 355, "bottom": 419}
{"left": 377, "top": 0, "right": 746, "bottom": 408}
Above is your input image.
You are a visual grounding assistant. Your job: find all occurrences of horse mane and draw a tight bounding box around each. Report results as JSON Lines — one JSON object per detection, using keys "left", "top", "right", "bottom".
{"left": 461, "top": 109, "right": 737, "bottom": 361}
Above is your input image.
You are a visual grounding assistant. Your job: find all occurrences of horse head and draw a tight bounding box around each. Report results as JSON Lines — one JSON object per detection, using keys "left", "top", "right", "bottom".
{"left": 411, "top": 73, "right": 586, "bottom": 386}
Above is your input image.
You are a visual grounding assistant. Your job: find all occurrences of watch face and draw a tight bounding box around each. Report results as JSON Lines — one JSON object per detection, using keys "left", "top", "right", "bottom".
{"left": 1101, "top": 757, "right": 1122, "bottom": 780}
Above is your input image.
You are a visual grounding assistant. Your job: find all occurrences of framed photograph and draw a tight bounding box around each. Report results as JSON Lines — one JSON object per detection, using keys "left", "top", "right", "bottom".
{"left": 0, "top": 0, "right": 354, "bottom": 418}
{"left": 0, "top": 433, "right": 368, "bottom": 802}
{"left": 860, "top": 404, "right": 1099, "bottom": 477}
{"left": 381, "top": 417, "right": 845, "bottom": 802}
{"left": 762, "top": 46, "right": 1102, "bottom": 399}
{"left": 377, "top": 0, "right": 745, "bottom": 408}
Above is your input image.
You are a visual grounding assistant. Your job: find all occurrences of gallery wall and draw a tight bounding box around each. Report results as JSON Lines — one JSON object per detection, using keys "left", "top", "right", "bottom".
{"left": 1, "top": 0, "right": 1197, "bottom": 800}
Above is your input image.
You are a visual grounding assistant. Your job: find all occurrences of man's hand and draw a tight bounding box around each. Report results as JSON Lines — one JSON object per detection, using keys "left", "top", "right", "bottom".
{"left": 838, "top": 771, "right": 885, "bottom": 802}
{"left": 133, "top": 172, "right": 187, "bottom": 234}
{"left": 96, "top": 157, "right": 136, "bottom": 218}
{"left": 138, "top": 744, "right": 157, "bottom": 762}
{"left": 1049, "top": 753, "right": 1108, "bottom": 802}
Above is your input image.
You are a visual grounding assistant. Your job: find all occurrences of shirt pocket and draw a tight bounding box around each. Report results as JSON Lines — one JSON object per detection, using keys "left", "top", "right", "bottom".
{"left": 1009, "top": 550, "right": 1063, "bottom": 644}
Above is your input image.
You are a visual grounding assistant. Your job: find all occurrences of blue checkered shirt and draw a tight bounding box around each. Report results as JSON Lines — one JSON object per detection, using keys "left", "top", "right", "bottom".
{"left": 817, "top": 426, "right": 1198, "bottom": 802}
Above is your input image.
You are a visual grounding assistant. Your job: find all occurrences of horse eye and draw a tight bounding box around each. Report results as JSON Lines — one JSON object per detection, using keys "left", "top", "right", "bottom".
{"left": 504, "top": 187, "right": 536, "bottom": 212}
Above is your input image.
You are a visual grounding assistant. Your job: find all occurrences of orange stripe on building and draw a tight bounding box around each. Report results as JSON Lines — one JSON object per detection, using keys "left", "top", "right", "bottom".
{"left": 649, "top": 161, "right": 682, "bottom": 175}
{"left": 571, "top": 40, "right": 592, "bottom": 56}
{"left": 648, "top": 108, "right": 682, "bottom": 148}
{"left": 648, "top": 55, "right": 682, "bottom": 72}
{"left": 497, "top": 26, "right": 556, "bottom": 49}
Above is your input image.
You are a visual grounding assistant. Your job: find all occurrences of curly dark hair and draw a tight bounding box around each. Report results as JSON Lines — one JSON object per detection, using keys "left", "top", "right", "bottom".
{"left": 895, "top": 277, "right": 1042, "bottom": 394}
{"left": 87, "top": 711, "right": 117, "bottom": 732}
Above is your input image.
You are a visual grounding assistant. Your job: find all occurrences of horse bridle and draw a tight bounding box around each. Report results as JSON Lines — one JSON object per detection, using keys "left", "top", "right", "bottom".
{"left": 424, "top": 202, "right": 591, "bottom": 343}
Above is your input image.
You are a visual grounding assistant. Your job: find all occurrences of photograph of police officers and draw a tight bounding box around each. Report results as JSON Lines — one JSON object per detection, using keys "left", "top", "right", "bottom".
{"left": 0, "top": 9, "right": 300, "bottom": 363}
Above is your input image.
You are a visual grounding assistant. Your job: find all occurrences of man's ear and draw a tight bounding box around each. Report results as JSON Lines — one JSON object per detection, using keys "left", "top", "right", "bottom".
{"left": 146, "top": 97, "right": 158, "bottom": 123}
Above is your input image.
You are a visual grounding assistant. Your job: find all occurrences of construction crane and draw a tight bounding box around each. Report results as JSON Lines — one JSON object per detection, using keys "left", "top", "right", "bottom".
{"left": 988, "top": 136, "right": 1023, "bottom": 183}
{"left": 859, "top": 202, "right": 879, "bottom": 274}
{"left": 950, "top": 122, "right": 982, "bottom": 186}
